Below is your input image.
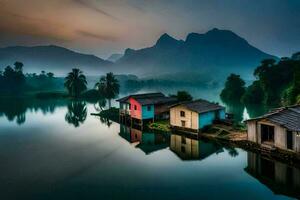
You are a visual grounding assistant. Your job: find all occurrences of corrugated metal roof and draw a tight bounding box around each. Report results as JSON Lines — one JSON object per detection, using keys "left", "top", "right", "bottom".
{"left": 116, "top": 92, "right": 177, "bottom": 105}
{"left": 171, "top": 99, "right": 225, "bottom": 114}
{"left": 246, "top": 105, "right": 300, "bottom": 132}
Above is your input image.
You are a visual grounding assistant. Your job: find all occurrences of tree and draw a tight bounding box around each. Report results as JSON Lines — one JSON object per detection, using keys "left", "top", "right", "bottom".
{"left": 47, "top": 72, "right": 54, "bottom": 78}
{"left": 64, "top": 68, "right": 87, "bottom": 97}
{"left": 292, "top": 52, "right": 300, "bottom": 60}
{"left": 220, "top": 74, "right": 245, "bottom": 103}
{"left": 14, "top": 62, "right": 24, "bottom": 73}
{"left": 171, "top": 91, "right": 193, "bottom": 101}
{"left": 283, "top": 63, "right": 300, "bottom": 105}
{"left": 65, "top": 101, "right": 87, "bottom": 127}
{"left": 242, "top": 81, "right": 264, "bottom": 104}
{"left": 95, "top": 72, "right": 120, "bottom": 108}
{"left": 2, "top": 64, "right": 25, "bottom": 94}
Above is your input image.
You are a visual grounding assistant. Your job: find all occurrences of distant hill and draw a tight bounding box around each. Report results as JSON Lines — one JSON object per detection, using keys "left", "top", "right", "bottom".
{"left": 0, "top": 45, "right": 112, "bottom": 75}
{"left": 106, "top": 53, "right": 123, "bottom": 62}
{"left": 115, "top": 28, "right": 277, "bottom": 78}
{"left": 0, "top": 29, "right": 278, "bottom": 79}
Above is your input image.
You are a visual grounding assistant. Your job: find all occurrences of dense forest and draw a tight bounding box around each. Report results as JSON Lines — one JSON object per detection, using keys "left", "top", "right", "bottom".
{"left": 0, "top": 62, "right": 120, "bottom": 103}
{"left": 221, "top": 52, "right": 300, "bottom": 107}
{"left": 0, "top": 62, "right": 64, "bottom": 94}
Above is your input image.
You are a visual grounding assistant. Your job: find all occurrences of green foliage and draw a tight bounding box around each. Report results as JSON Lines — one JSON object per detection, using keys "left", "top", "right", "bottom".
{"left": 241, "top": 81, "right": 264, "bottom": 104}
{"left": 95, "top": 72, "right": 120, "bottom": 108}
{"left": 148, "top": 120, "right": 170, "bottom": 132}
{"left": 35, "top": 91, "right": 67, "bottom": 99}
{"left": 220, "top": 74, "right": 245, "bottom": 103}
{"left": 0, "top": 62, "right": 26, "bottom": 94}
{"left": 26, "top": 71, "right": 63, "bottom": 92}
{"left": 64, "top": 68, "right": 87, "bottom": 97}
{"left": 170, "top": 90, "right": 193, "bottom": 101}
{"left": 292, "top": 52, "right": 300, "bottom": 60}
{"left": 0, "top": 62, "right": 64, "bottom": 95}
{"left": 80, "top": 89, "right": 101, "bottom": 99}
{"left": 297, "top": 95, "right": 300, "bottom": 104}
{"left": 252, "top": 58, "right": 296, "bottom": 105}
{"left": 241, "top": 52, "right": 300, "bottom": 107}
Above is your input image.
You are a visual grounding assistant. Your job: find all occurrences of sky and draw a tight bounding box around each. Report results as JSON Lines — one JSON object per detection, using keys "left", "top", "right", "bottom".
{"left": 0, "top": 0, "right": 299, "bottom": 58}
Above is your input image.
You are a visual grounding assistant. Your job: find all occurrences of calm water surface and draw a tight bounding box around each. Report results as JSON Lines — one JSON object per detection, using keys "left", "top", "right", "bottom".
{"left": 0, "top": 99, "right": 298, "bottom": 200}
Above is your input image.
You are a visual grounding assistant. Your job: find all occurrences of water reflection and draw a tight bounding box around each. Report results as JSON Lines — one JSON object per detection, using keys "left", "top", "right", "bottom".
{"left": 120, "top": 125, "right": 226, "bottom": 159}
{"left": 245, "top": 152, "right": 300, "bottom": 199}
{"left": 0, "top": 98, "right": 66, "bottom": 125}
{"left": 119, "top": 125, "right": 169, "bottom": 154}
{"left": 65, "top": 101, "right": 87, "bottom": 127}
{"left": 170, "top": 132, "right": 223, "bottom": 160}
{"left": 99, "top": 117, "right": 113, "bottom": 127}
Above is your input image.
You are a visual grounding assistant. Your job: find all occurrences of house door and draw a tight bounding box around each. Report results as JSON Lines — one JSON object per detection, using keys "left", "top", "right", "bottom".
{"left": 215, "top": 110, "right": 220, "bottom": 120}
{"left": 261, "top": 124, "right": 275, "bottom": 143}
{"left": 287, "top": 131, "right": 293, "bottom": 150}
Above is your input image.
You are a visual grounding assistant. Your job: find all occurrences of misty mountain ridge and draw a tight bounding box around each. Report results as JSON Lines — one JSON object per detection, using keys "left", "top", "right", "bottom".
{"left": 106, "top": 53, "right": 123, "bottom": 62}
{"left": 0, "top": 28, "right": 277, "bottom": 79}
{"left": 115, "top": 28, "right": 277, "bottom": 78}
{"left": 0, "top": 45, "right": 112, "bottom": 75}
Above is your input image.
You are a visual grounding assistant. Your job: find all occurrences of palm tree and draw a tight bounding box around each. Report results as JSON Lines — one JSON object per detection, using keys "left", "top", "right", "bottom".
{"left": 95, "top": 72, "right": 119, "bottom": 108}
{"left": 94, "top": 98, "right": 107, "bottom": 112}
{"left": 65, "top": 101, "right": 87, "bottom": 127}
{"left": 64, "top": 68, "right": 87, "bottom": 98}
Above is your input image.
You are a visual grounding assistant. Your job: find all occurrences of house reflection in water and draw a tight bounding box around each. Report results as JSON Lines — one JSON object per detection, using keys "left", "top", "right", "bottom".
{"left": 170, "top": 133, "right": 222, "bottom": 160}
{"left": 119, "top": 125, "right": 169, "bottom": 154}
{"left": 245, "top": 152, "right": 300, "bottom": 199}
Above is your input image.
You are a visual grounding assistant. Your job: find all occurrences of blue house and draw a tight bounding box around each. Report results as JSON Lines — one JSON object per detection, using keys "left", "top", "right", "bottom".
{"left": 170, "top": 99, "right": 226, "bottom": 132}
{"left": 117, "top": 93, "right": 177, "bottom": 125}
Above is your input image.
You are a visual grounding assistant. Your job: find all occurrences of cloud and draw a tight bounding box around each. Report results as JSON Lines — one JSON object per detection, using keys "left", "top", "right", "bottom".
{"left": 76, "top": 30, "right": 118, "bottom": 42}
{"left": 72, "top": 0, "right": 119, "bottom": 21}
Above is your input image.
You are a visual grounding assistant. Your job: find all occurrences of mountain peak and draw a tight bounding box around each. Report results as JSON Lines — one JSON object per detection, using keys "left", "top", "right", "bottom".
{"left": 205, "top": 28, "right": 244, "bottom": 40}
{"left": 156, "top": 33, "right": 181, "bottom": 47}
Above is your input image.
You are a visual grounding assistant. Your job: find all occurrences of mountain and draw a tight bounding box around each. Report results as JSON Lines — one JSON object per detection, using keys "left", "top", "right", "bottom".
{"left": 106, "top": 53, "right": 123, "bottom": 62}
{"left": 115, "top": 28, "right": 277, "bottom": 78}
{"left": 0, "top": 45, "right": 112, "bottom": 75}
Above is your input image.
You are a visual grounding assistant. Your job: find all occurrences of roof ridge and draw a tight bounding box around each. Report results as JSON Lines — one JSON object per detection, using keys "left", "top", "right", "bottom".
{"left": 288, "top": 107, "right": 300, "bottom": 114}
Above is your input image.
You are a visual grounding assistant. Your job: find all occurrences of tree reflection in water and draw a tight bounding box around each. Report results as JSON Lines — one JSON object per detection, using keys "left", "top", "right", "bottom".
{"left": 65, "top": 101, "right": 87, "bottom": 127}
{"left": 0, "top": 98, "right": 67, "bottom": 125}
{"left": 93, "top": 98, "right": 107, "bottom": 112}
{"left": 224, "top": 146, "right": 239, "bottom": 157}
{"left": 99, "top": 117, "right": 112, "bottom": 127}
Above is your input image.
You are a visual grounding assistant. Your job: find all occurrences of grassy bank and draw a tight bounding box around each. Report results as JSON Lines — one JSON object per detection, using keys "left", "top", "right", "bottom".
{"left": 147, "top": 120, "right": 171, "bottom": 132}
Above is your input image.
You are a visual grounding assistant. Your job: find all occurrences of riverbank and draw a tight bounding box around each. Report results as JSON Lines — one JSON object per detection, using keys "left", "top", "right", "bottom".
{"left": 196, "top": 127, "right": 300, "bottom": 167}
{"left": 93, "top": 108, "right": 300, "bottom": 166}
{"left": 148, "top": 120, "right": 300, "bottom": 166}
{"left": 0, "top": 89, "right": 103, "bottom": 102}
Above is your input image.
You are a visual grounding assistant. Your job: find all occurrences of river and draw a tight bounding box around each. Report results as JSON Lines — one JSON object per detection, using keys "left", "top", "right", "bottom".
{"left": 0, "top": 98, "right": 298, "bottom": 199}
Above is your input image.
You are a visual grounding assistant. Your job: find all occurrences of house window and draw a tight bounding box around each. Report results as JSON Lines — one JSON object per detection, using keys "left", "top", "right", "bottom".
{"left": 181, "top": 120, "right": 186, "bottom": 127}
{"left": 181, "top": 146, "right": 186, "bottom": 153}
{"left": 129, "top": 104, "right": 131, "bottom": 110}
{"left": 147, "top": 105, "right": 151, "bottom": 111}
{"left": 134, "top": 105, "right": 137, "bottom": 110}
{"left": 180, "top": 111, "right": 185, "bottom": 117}
{"left": 181, "top": 136, "right": 186, "bottom": 144}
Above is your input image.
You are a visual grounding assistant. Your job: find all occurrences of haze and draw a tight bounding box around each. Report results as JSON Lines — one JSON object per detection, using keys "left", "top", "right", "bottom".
{"left": 0, "top": 0, "right": 299, "bottom": 58}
